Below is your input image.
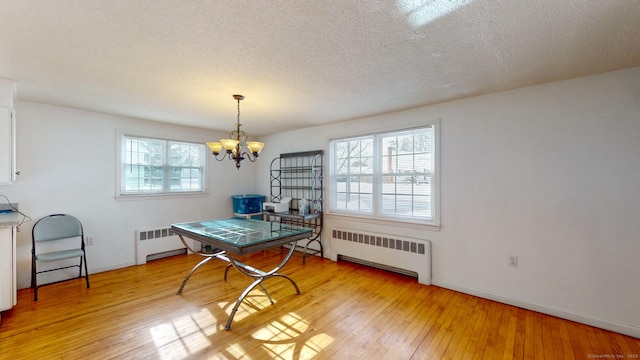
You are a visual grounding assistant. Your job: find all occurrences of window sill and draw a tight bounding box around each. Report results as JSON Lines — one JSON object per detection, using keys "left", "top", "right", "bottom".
{"left": 324, "top": 212, "right": 440, "bottom": 232}
{"left": 114, "top": 191, "right": 209, "bottom": 202}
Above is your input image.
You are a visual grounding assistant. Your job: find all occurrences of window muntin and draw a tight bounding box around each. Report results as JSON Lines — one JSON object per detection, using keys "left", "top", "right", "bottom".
{"left": 331, "top": 126, "right": 435, "bottom": 222}
{"left": 121, "top": 136, "right": 205, "bottom": 195}
{"left": 335, "top": 137, "right": 373, "bottom": 212}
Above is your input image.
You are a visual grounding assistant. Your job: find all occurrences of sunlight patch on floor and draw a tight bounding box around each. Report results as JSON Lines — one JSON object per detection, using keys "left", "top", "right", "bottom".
{"left": 252, "top": 312, "right": 309, "bottom": 341}
{"left": 251, "top": 312, "right": 334, "bottom": 359}
{"left": 150, "top": 308, "right": 217, "bottom": 359}
{"left": 149, "top": 303, "right": 333, "bottom": 358}
{"left": 220, "top": 292, "right": 272, "bottom": 323}
{"left": 299, "top": 334, "right": 335, "bottom": 359}
{"left": 225, "top": 343, "right": 249, "bottom": 359}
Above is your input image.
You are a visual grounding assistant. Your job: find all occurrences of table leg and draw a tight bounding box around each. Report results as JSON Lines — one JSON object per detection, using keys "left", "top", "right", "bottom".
{"left": 176, "top": 234, "right": 225, "bottom": 295}
{"left": 177, "top": 256, "right": 214, "bottom": 295}
{"left": 224, "top": 242, "right": 300, "bottom": 330}
{"left": 224, "top": 263, "right": 232, "bottom": 281}
{"left": 259, "top": 284, "right": 275, "bottom": 304}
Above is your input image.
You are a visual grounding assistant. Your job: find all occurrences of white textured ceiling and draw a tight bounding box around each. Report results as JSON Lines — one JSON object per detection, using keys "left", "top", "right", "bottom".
{"left": 0, "top": 0, "right": 638, "bottom": 136}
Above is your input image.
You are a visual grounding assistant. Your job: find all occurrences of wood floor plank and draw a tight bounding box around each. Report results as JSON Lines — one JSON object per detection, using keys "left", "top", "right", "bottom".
{"left": 1, "top": 251, "right": 638, "bottom": 359}
{"left": 522, "top": 308, "right": 535, "bottom": 360}
{"left": 532, "top": 311, "right": 546, "bottom": 360}
{"left": 512, "top": 308, "right": 527, "bottom": 360}
{"left": 556, "top": 318, "right": 576, "bottom": 360}
{"left": 413, "top": 285, "right": 466, "bottom": 358}
{"left": 445, "top": 296, "right": 482, "bottom": 359}
{"left": 493, "top": 304, "right": 511, "bottom": 358}
{"left": 480, "top": 300, "right": 505, "bottom": 359}
{"left": 541, "top": 314, "right": 556, "bottom": 359}
{"left": 615, "top": 329, "right": 640, "bottom": 357}
{"left": 431, "top": 293, "right": 474, "bottom": 359}
{"left": 502, "top": 307, "right": 519, "bottom": 360}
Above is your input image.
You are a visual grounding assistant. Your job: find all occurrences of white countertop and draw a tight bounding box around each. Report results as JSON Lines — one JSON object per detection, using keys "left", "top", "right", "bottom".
{"left": 0, "top": 212, "right": 21, "bottom": 226}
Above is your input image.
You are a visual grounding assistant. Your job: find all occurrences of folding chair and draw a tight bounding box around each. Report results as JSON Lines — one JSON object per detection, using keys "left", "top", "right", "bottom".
{"left": 31, "top": 214, "right": 90, "bottom": 301}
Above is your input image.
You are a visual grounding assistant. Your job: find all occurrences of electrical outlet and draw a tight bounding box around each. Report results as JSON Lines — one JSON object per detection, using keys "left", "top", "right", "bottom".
{"left": 86, "top": 237, "right": 94, "bottom": 246}
{"left": 509, "top": 256, "right": 518, "bottom": 267}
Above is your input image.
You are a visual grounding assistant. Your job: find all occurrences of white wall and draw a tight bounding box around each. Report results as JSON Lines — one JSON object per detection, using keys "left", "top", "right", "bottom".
{"left": 2, "top": 67, "right": 638, "bottom": 337}
{"left": 256, "top": 67, "right": 640, "bottom": 337}
{"left": 0, "top": 102, "right": 256, "bottom": 289}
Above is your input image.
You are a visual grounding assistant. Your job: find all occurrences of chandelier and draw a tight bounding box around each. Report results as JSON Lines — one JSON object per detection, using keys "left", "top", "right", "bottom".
{"left": 207, "top": 94, "right": 264, "bottom": 170}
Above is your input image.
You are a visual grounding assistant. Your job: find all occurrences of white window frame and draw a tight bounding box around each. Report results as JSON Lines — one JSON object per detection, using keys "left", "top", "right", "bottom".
{"left": 116, "top": 133, "right": 208, "bottom": 199}
{"left": 328, "top": 121, "right": 439, "bottom": 227}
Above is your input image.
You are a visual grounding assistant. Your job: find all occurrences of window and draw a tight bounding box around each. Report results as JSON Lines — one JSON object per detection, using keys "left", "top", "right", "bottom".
{"left": 120, "top": 135, "right": 206, "bottom": 196}
{"left": 330, "top": 125, "right": 437, "bottom": 223}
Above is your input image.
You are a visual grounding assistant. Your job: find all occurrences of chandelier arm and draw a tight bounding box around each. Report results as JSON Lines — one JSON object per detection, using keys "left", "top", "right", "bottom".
{"left": 211, "top": 153, "right": 227, "bottom": 161}
{"left": 243, "top": 151, "right": 259, "bottom": 162}
{"left": 211, "top": 152, "right": 236, "bottom": 161}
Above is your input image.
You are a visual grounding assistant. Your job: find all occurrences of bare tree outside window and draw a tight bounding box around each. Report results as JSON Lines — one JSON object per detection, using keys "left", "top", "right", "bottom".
{"left": 121, "top": 136, "right": 205, "bottom": 195}
{"left": 331, "top": 125, "right": 435, "bottom": 221}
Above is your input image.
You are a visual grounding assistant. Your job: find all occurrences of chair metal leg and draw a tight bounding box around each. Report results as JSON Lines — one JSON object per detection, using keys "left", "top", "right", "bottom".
{"left": 83, "top": 255, "right": 90, "bottom": 288}
{"left": 32, "top": 254, "right": 38, "bottom": 301}
{"left": 33, "top": 273, "right": 38, "bottom": 301}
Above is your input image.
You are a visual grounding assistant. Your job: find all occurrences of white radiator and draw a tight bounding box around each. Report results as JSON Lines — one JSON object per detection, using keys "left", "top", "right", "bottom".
{"left": 331, "top": 228, "right": 431, "bottom": 285}
{"left": 135, "top": 226, "right": 194, "bottom": 265}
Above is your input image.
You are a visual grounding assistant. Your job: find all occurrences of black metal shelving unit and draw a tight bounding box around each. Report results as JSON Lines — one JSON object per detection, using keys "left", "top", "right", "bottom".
{"left": 263, "top": 150, "right": 323, "bottom": 264}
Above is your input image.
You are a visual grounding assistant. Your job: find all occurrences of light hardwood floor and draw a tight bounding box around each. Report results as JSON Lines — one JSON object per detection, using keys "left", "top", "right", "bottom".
{"left": 1, "top": 250, "right": 638, "bottom": 359}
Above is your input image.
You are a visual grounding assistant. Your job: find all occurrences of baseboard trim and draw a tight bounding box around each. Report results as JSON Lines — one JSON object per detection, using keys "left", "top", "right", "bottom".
{"left": 90, "top": 261, "right": 137, "bottom": 275}
{"left": 431, "top": 279, "right": 640, "bottom": 339}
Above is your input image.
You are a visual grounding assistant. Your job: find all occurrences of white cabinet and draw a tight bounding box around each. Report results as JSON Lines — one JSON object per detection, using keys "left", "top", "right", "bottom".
{"left": 0, "top": 107, "right": 14, "bottom": 184}
{"left": 0, "top": 226, "right": 17, "bottom": 320}
{"left": 0, "top": 78, "right": 16, "bottom": 185}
